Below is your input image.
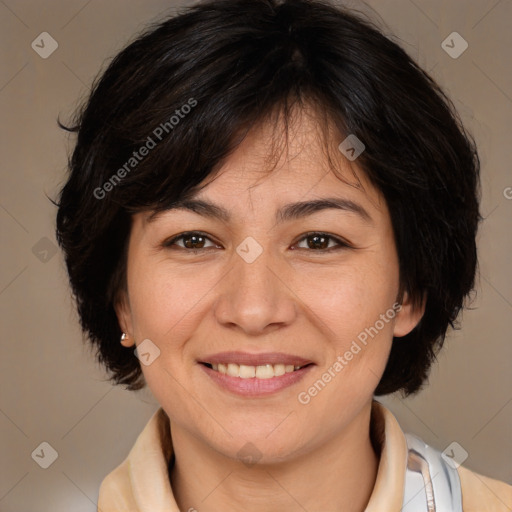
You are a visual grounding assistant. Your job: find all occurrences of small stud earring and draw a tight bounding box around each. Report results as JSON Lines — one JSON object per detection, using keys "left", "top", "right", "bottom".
{"left": 120, "top": 332, "right": 132, "bottom": 347}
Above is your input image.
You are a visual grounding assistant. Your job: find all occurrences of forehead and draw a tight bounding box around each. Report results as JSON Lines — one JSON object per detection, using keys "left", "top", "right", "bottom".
{"left": 143, "top": 104, "right": 387, "bottom": 226}
{"left": 185, "top": 110, "right": 383, "bottom": 213}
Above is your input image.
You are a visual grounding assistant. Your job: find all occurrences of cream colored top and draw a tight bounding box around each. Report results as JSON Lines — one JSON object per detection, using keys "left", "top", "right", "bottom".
{"left": 97, "top": 401, "right": 512, "bottom": 511}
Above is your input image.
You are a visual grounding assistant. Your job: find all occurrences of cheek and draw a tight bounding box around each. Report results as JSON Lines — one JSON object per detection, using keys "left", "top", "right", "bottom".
{"left": 301, "top": 252, "right": 399, "bottom": 397}
{"left": 125, "top": 259, "right": 207, "bottom": 416}
{"left": 127, "top": 257, "right": 211, "bottom": 338}
{"left": 307, "top": 256, "right": 399, "bottom": 335}
{"left": 125, "top": 258, "right": 223, "bottom": 398}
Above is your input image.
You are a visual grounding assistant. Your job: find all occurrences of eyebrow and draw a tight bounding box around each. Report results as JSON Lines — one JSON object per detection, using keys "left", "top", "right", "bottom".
{"left": 146, "top": 196, "right": 372, "bottom": 225}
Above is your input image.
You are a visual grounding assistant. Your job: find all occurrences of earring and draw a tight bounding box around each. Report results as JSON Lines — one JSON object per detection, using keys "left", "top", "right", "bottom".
{"left": 120, "top": 332, "right": 133, "bottom": 347}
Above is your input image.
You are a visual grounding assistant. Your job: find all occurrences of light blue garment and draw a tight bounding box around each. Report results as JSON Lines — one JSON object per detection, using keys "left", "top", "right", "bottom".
{"left": 402, "top": 433, "right": 463, "bottom": 512}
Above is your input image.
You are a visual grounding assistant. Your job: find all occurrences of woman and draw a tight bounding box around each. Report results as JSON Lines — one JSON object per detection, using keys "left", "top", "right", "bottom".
{"left": 55, "top": 0, "right": 512, "bottom": 510}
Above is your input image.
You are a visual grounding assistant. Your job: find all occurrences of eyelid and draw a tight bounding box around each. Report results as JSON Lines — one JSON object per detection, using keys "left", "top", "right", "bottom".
{"left": 162, "top": 230, "right": 353, "bottom": 252}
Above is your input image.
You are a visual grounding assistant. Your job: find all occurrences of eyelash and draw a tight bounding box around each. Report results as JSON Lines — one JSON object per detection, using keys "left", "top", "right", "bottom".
{"left": 162, "top": 231, "right": 352, "bottom": 253}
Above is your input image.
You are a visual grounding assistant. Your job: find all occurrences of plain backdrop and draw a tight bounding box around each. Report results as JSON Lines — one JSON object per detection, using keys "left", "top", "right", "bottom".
{"left": 1, "top": 0, "right": 511, "bottom": 510}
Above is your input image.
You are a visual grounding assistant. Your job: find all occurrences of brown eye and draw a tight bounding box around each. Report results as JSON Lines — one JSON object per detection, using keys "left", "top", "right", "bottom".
{"left": 164, "top": 231, "right": 218, "bottom": 251}
{"left": 182, "top": 233, "right": 207, "bottom": 249}
{"left": 295, "top": 232, "right": 350, "bottom": 251}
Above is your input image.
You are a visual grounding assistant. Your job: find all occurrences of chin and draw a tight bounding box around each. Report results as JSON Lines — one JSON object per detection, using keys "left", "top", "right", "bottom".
{"left": 209, "top": 421, "right": 307, "bottom": 463}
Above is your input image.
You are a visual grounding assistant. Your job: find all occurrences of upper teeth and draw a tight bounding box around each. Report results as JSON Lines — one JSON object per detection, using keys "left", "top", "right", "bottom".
{"left": 210, "top": 363, "right": 303, "bottom": 379}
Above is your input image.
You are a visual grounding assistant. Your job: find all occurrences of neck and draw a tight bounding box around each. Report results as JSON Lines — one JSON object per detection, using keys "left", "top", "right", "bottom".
{"left": 169, "top": 401, "right": 379, "bottom": 512}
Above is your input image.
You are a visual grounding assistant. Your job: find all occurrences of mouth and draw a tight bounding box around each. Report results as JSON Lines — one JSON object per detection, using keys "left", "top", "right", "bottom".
{"left": 198, "top": 352, "right": 315, "bottom": 396}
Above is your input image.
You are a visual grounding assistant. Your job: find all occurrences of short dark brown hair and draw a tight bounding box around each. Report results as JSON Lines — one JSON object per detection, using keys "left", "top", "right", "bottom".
{"left": 55, "top": 0, "right": 481, "bottom": 396}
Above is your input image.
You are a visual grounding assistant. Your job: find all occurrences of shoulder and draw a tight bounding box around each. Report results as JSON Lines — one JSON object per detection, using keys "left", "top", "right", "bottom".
{"left": 458, "top": 464, "right": 512, "bottom": 512}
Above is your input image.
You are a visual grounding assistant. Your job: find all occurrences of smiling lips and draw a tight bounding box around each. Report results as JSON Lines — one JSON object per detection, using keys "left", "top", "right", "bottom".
{"left": 199, "top": 351, "right": 314, "bottom": 395}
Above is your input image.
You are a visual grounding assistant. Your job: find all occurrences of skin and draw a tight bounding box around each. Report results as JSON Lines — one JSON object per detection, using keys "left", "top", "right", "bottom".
{"left": 116, "top": 106, "right": 425, "bottom": 512}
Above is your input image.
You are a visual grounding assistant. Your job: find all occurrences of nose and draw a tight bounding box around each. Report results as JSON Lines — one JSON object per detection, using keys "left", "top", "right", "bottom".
{"left": 213, "top": 243, "right": 297, "bottom": 336}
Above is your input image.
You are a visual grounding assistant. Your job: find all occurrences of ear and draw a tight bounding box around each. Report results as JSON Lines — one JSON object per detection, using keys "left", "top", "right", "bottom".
{"left": 393, "top": 291, "right": 426, "bottom": 337}
{"left": 114, "top": 290, "right": 135, "bottom": 347}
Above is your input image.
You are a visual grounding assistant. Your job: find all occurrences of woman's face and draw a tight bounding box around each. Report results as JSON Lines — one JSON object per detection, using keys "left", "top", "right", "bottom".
{"left": 116, "top": 111, "right": 422, "bottom": 463}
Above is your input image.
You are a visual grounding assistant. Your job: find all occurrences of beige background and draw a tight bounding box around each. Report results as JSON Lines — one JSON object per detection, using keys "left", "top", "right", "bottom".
{"left": 0, "top": 0, "right": 511, "bottom": 510}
